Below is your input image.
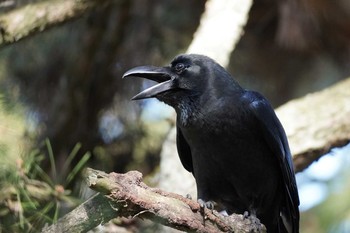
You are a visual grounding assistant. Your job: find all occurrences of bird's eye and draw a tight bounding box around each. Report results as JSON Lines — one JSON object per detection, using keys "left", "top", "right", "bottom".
{"left": 174, "top": 63, "right": 186, "bottom": 73}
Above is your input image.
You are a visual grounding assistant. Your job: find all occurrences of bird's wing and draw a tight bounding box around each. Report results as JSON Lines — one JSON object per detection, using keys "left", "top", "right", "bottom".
{"left": 176, "top": 126, "right": 193, "bottom": 173}
{"left": 243, "top": 91, "right": 299, "bottom": 233}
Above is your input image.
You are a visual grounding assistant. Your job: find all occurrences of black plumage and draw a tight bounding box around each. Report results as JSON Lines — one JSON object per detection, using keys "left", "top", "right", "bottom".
{"left": 123, "top": 54, "right": 299, "bottom": 233}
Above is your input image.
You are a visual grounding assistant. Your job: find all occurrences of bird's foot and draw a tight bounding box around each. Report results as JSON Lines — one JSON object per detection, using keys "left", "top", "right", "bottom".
{"left": 197, "top": 199, "right": 215, "bottom": 210}
{"left": 185, "top": 194, "right": 192, "bottom": 200}
{"left": 243, "top": 210, "right": 260, "bottom": 224}
{"left": 243, "top": 211, "right": 263, "bottom": 233}
{"left": 197, "top": 199, "right": 215, "bottom": 225}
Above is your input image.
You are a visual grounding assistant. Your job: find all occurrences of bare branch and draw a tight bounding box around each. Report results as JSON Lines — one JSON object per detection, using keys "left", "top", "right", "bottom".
{"left": 42, "top": 169, "right": 266, "bottom": 233}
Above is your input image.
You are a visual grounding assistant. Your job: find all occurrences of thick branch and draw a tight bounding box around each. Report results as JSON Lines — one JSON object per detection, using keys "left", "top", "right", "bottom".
{"left": 42, "top": 169, "right": 266, "bottom": 233}
{"left": 0, "top": 0, "right": 117, "bottom": 48}
{"left": 276, "top": 77, "right": 350, "bottom": 172}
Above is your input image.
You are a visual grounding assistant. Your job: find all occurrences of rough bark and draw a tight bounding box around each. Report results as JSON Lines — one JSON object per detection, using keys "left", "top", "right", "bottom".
{"left": 0, "top": 0, "right": 116, "bottom": 48}
{"left": 42, "top": 168, "right": 266, "bottom": 233}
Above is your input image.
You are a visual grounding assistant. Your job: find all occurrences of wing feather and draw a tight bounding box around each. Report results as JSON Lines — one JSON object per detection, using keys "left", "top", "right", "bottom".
{"left": 244, "top": 91, "right": 300, "bottom": 233}
{"left": 176, "top": 126, "right": 193, "bottom": 173}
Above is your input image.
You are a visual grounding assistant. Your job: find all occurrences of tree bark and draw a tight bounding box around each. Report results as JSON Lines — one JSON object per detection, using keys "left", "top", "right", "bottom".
{"left": 0, "top": 0, "right": 117, "bottom": 49}
{"left": 42, "top": 168, "right": 266, "bottom": 233}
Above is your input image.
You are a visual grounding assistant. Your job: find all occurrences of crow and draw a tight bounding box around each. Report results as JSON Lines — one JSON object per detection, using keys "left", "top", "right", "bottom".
{"left": 123, "top": 54, "right": 299, "bottom": 233}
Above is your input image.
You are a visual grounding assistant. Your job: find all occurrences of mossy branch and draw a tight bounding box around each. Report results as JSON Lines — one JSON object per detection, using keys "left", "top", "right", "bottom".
{"left": 0, "top": 0, "right": 119, "bottom": 49}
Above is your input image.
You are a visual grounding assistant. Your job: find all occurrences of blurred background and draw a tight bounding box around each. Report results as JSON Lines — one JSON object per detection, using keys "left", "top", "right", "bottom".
{"left": 0, "top": 0, "right": 350, "bottom": 232}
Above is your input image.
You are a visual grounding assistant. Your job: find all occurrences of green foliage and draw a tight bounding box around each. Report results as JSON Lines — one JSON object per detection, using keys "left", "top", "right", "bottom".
{"left": 0, "top": 140, "right": 90, "bottom": 232}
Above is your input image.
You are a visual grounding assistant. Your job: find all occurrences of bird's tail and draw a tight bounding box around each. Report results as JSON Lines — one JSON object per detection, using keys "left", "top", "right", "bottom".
{"left": 280, "top": 206, "right": 299, "bottom": 233}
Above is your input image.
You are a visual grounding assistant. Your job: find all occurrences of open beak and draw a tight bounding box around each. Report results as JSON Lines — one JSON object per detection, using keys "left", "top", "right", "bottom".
{"left": 122, "top": 66, "right": 176, "bottom": 100}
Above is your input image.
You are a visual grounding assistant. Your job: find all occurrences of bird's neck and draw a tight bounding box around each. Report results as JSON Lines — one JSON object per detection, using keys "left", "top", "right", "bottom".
{"left": 174, "top": 96, "right": 201, "bottom": 127}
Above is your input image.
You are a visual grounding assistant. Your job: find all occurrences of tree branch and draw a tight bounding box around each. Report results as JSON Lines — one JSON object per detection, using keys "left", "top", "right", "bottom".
{"left": 0, "top": 0, "right": 118, "bottom": 49}
{"left": 276, "top": 77, "right": 350, "bottom": 172}
{"left": 42, "top": 168, "right": 266, "bottom": 233}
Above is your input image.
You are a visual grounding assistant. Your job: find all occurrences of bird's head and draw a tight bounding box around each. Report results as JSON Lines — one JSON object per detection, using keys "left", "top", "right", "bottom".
{"left": 123, "top": 54, "right": 241, "bottom": 110}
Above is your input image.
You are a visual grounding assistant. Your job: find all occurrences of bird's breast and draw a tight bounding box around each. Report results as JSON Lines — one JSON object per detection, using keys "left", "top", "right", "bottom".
{"left": 178, "top": 107, "right": 279, "bottom": 197}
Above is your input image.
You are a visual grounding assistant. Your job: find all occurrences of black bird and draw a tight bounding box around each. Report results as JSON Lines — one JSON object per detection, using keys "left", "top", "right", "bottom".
{"left": 123, "top": 54, "right": 299, "bottom": 233}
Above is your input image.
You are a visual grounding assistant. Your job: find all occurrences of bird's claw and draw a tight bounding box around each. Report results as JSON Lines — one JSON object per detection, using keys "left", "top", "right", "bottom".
{"left": 197, "top": 199, "right": 215, "bottom": 210}
{"left": 197, "top": 199, "right": 215, "bottom": 225}
{"left": 243, "top": 211, "right": 263, "bottom": 233}
{"left": 185, "top": 194, "right": 192, "bottom": 200}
